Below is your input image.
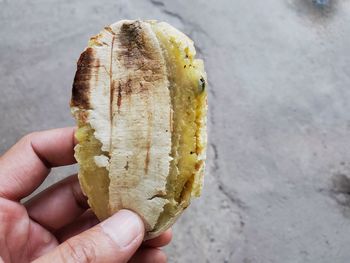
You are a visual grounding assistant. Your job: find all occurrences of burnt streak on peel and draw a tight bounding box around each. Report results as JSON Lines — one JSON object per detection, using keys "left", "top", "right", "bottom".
{"left": 114, "top": 79, "right": 134, "bottom": 112}
{"left": 145, "top": 141, "right": 151, "bottom": 175}
{"left": 144, "top": 103, "right": 153, "bottom": 175}
{"left": 71, "top": 48, "right": 100, "bottom": 109}
{"left": 117, "top": 83, "right": 122, "bottom": 111}
{"left": 110, "top": 81, "right": 116, "bottom": 117}
{"left": 109, "top": 35, "right": 116, "bottom": 155}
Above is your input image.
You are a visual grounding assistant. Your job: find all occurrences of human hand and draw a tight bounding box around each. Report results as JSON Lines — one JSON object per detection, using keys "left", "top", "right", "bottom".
{"left": 0, "top": 127, "right": 171, "bottom": 263}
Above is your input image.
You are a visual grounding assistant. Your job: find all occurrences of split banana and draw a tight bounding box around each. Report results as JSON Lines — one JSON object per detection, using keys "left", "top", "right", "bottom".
{"left": 70, "top": 20, "right": 207, "bottom": 239}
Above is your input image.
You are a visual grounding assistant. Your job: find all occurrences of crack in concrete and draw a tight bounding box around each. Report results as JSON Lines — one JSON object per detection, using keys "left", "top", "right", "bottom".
{"left": 207, "top": 81, "right": 217, "bottom": 128}
{"left": 207, "top": 79, "right": 216, "bottom": 96}
{"left": 208, "top": 110, "right": 215, "bottom": 127}
{"left": 208, "top": 143, "right": 246, "bottom": 244}
{"left": 217, "top": 177, "right": 247, "bottom": 210}
{"left": 149, "top": 0, "right": 164, "bottom": 7}
{"left": 163, "top": 8, "right": 185, "bottom": 24}
{"left": 209, "top": 142, "right": 247, "bottom": 210}
{"left": 148, "top": 0, "right": 216, "bottom": 54}
{"left": 226, "top": 249, "right": 237, "bottom": 263}
{"left": 210, "top": 142, "right": 219, "bottom": 171}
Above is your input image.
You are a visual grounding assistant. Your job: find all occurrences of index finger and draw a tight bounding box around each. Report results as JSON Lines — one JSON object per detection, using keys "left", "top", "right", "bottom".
{"left": 0, "top": 127, "right": 77, "bottom": 200}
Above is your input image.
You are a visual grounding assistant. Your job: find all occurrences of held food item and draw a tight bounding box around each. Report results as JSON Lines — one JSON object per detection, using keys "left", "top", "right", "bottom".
{"left": 70, "top": 20, "right": 207, "bottom": 239}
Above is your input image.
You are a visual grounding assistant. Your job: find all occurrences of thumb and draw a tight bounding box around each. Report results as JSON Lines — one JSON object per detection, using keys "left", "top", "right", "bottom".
{"left": 33, "top": 210, "right": 145, "bottom": 263}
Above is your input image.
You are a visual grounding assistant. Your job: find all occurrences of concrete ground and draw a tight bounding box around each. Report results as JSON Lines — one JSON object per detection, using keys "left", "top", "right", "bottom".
{"left": 1, "top": 0, "right": 350, "bottom": 262}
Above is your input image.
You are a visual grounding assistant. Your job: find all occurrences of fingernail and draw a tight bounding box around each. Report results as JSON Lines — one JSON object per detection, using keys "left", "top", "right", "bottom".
{"left": 101, "top": 210, "right": 144, "bottom": 248}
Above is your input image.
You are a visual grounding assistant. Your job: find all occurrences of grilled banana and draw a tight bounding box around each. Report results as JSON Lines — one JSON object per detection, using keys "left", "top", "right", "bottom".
{"left": 71, "top": 20, "right": 207, "bottom": 239}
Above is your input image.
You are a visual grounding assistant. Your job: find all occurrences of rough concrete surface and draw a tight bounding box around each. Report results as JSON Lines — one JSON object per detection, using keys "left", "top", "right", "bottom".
{"left": 1, "top": 0, "right": 350, "bottom": 262}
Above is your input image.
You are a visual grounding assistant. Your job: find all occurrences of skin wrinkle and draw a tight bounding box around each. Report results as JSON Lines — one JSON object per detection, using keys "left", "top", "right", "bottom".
{"left": 54, "top": 210, "right": 99, "bottom": 243}
{"left": 30, "top": 140, "right": 52, "bottom": 170}
{"left": 69, "top": 179, "right": 89, "bottom": 211}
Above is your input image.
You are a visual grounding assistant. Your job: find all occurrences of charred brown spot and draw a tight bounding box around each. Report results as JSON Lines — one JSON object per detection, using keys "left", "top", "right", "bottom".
{"left": 118, "top": 22, "right": 147, "bottom": 69}
{"left": 124, "top": 79, "right": 133, "bottom": 95}
{"left": 71, "top": 48, "right": 101, "bottom": 108}
{"left": 71, "top": 81, "right": 91, "bottom": 108}
{"left": 77, "top": 48, "right": 100, "bottom": 67}
{"left": 117, "top": 21, "right": 164, "bottom": 82}
{"left": 120, "top": 21, "right": 144, "bottom": 51}
{"left": 195, "top": 161, "right": 203, "bottom": 171}
{"left": 195, "top": 163, "right": 200, "bottom": 170}
{"left": 124, "top": 161, "right": 129, "bottom": 170}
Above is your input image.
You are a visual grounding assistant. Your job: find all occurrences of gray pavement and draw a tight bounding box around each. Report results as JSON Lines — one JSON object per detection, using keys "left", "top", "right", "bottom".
{"left": 1, "top": 0, "right": 350, "bottom": 262}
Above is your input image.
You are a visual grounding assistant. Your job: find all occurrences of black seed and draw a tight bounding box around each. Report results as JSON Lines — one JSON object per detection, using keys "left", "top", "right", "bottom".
{"left": 199, "top": 76, "right": 206, "bottom": 92}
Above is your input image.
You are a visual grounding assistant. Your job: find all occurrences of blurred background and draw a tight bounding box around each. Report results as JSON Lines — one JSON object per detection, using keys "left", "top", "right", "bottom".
{"left": 1, "top": 0, "right": 350, "bottom": 262}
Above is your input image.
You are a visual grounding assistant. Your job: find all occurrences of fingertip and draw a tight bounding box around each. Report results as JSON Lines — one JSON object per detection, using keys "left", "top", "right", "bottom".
{"left": 163, "top": 228, "right": 173, "bottom": 243}
{"left": 101, "top": 209, "right": 145, "bottom": 249}
{"left": 143, "top": 228, "right": 172, "bottom": 248}
{"left": 72, "top": 126, "right": 78, "bottom": 145}
{"left": 129, "top": 248, "right": 167, "bottom": 263}
{"left": 153, "top": 249, "right": 167, "bottom": 263}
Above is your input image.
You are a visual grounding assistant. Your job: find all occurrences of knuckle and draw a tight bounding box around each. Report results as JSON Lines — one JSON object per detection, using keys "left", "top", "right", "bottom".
{"left": 62, "top": 238, "right": 97, "bottom": 263}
